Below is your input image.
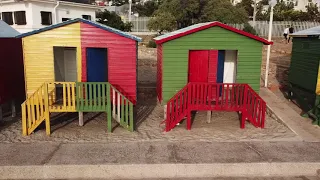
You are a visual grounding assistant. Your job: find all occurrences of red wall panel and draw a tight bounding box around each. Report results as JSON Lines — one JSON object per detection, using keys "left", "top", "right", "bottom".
{"left": 157, "top": 44, "right": 163, "bottom": 102}
{"left": 0, "top": 38, "right": 25, "bottom": 104}
{"left": 80, "top": 23, "right": 137, "bottom": 104}
{"left": 208, "top": 50, "right": 218, "bottom": 83}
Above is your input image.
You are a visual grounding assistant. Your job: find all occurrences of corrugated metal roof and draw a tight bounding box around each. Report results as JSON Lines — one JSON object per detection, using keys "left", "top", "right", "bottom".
{"left": 16, "top": 18, "right": 142, "bottom": 42}
{"left": 154, "top": 21, "right": 272, "bottom": 45}
{"left": 291, "top": 26, "right": 320, "bottom": 36}
{"left": 0, "top": 20, "right": 20, "bottom": 38}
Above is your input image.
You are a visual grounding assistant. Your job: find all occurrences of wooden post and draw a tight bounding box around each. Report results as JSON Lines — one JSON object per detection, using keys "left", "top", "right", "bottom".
{"left": 206, "top": 111, "right": 211, "bottom": 123}
{"left": 163, "top": 105, "right": 167, "bottom": 119}
{"left": 79, "top": 112, "right": 84, "bottom": 126}
{"left": 11, "top": 100, "right": 16, "bottom": 118}
{"left": 0, "top": 105, "right": 2, "bottom": 121}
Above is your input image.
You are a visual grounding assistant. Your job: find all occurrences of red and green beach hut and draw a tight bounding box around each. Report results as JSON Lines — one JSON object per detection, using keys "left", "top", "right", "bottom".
{"left": 154, "top": 21, "right": 273, "bottom": 132}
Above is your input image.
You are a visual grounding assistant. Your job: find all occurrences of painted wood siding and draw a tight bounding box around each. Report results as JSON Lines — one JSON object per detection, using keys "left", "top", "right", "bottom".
{"left": 157, "top": 44, "right": 163, "bottom": 102}
{"left": 162, "top": 26, "right": 263, "bottom": 103}
{"left": 80, "top": 23, "right": 137, "bottom": 104}
{"left": 0, "top": 38, "right": 25, "bottom": 104}
{"left": 22, "top": 23, "right": 81, "bottom": 98}
{"left": 208, "top": 50, "right": 218, "bottom": 83}
{"left": 289, "top": 37, "right": 320, "bottom": 93}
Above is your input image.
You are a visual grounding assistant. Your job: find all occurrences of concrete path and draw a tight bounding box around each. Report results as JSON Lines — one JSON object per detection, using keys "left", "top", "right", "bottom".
{"left": 9, "top": 177, "right": 320, "bottom": 180}
{"left": 260, "top": 88, "right": 320, "bottom": 142}
{"left": 0, "top": 141, "right": 320, "bottom": 179}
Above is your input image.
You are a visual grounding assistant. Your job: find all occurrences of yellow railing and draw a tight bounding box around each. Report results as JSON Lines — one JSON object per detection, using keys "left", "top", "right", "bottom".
{"left": 21, "top": 82, "right": 76, "bottom": 135}
{"left": 48, "top": 82, "right": 76, "bottom": 112}
{"left": 21, "top": 83, "right": 50, "bottom": 136}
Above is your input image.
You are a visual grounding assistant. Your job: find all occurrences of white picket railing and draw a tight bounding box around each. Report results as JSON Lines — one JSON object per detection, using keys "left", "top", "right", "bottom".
{"left": 124, "top": 17, "right": 320, "bottom": 37}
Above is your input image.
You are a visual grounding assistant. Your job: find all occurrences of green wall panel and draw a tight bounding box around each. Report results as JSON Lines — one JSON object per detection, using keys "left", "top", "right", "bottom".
{"left": 289, "top": 37, "right": 320, "bottom": 92}
{"left": 162, "top": 26, "right": 263, "bottom": 103}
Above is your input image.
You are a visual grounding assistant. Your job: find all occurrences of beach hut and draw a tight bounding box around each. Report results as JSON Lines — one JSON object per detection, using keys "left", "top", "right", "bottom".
{"left": 0, "top": 20, "right": 25, "bottom": 120}
{"left": 288, "top": 26, "right": 320, "bottom": 126}
{"left": 154, "top": 22, "right": 273, "bottom": 132}
{"left": 17, "top": 18, "right": 141, "bottom": 135}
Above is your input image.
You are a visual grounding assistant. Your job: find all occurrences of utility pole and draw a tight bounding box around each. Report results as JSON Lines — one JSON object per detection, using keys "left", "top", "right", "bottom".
{"left": 253, "top": 0, "right": 257, "bottom": 28}
{"left": 265, "top": 0, "right": 277, "bottom": 88}
{"left": 129, "top": 0, "right": 132, "bottom": 22}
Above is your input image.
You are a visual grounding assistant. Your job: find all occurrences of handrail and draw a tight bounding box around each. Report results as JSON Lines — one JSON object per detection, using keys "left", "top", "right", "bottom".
{"left": 76, "top": 82, "right": 109, "bottom": 112}
{"left": 48, "top": 82, "right": 76, "bottom": 112}
{"left": 166, "top": 84, "right": 189, "bottom": 131}
{"left": 21, "top": 83, "right": 50, "bottom": 136}
{"left": 110, "top": 84, "right": 134, "bottom": 132}
{"left": 165, "top": 83, "right": 266, "bottom": 132}
{"left": 109, "top": 84, "right": 134, "bottom": 103}
{"left": 243, "top": 84, "right": 266, "bottom": 128}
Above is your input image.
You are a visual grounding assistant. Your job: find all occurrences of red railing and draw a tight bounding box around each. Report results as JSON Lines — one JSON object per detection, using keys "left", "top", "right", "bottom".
{"left": 165, "top": 83, "right": 266, "bottom": 132}
{"left": 166, "top": 84, "right": 189, "bottom": 131}
{"left": 242, "top": 85, "right": 266, "bottom": 129}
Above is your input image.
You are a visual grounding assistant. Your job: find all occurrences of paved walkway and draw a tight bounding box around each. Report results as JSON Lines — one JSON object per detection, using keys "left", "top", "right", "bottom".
{"left": 260, "top": 88, "right": 320, "bottom": 142}
{"left": 0, "top": 141, "right": 320, "bottom": 179}
{"left": 10, "top": 178, "right": 320, "bottom": 180}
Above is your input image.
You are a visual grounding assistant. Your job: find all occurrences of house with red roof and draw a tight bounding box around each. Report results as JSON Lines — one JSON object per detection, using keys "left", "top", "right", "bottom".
{"left": 154, "top": 21, "right": 273, "bottom": 132}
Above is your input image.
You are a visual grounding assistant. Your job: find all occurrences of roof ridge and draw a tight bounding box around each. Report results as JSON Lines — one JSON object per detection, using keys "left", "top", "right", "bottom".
{"left": 154, "top": 21, "right": 272, "bottom": 45}
{"left": 16, "top": 18, "right": 142, "bottom": 42}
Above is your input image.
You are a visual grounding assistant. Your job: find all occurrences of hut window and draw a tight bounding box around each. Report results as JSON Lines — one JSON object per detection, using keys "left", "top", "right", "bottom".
{"left": 2, "top": 12, "right": 13, "bottom": 25}
{"left": 41, "top": 11, "right": 52, "bottom": 25}
{"left": 62, "top": 18, "right": 71, "bottom": 22}
{"left": 82, "top": 15, "right": 91, "bottom": 20}
{"left": 14, "top": 11, "right": 26, "bottom": 25}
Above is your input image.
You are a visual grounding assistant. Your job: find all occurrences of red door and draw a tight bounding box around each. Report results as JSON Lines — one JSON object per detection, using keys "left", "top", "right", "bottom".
{"left": 188, "top": 50, "right": 209, "bottom": 82}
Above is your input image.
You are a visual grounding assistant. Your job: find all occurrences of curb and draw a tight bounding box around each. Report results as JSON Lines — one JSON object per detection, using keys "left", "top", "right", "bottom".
{"left": 0, "top": 163, "right": 319, "bottom": 179}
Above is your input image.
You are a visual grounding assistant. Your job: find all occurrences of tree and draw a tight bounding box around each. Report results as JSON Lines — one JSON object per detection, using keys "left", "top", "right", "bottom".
{"left": 147, "top": 11, "right": 176, "bottom": 34}
{"left": 236, "top": 0, "right": 254, "bottom": 17}
{"left": 255, "top": 2, "right": 269, "bottom": 20}
{"left": 133, "top": 0, "right": 160, "bottom": 17}
{"left": 243, "top": 22, "right": 257, "bottom": 35}
{"left": 96, "top": 10, "right": 133, "bottom": 31}
{"left": 255, "top": 1, "right": 320, "bottom": 22}
{"left": 147, "top": 0, "right": 249, "bottom": 32}
{"left": 201, "top": 0, "right": 248, "bottom": 24}
{"left": 111, "top": 0, "right": 138, "bottom": 6}
{"left": 304, "top": 3, "right": 320, "bottom": 22}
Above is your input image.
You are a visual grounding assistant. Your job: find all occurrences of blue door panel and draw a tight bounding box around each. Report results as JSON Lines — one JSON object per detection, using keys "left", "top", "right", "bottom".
{"left": 86, "top": 48, "right": 108, "bottom": 98}
{"left": 217, "top": 50, "right": 225, "bottom": 96}
{"left": 87, "top": 48, "right": 107, "bottom": 82}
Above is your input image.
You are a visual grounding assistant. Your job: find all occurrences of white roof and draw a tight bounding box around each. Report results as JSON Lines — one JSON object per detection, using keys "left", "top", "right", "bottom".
{"left": 0, "top": 20, "right": 20, "bottom": 38}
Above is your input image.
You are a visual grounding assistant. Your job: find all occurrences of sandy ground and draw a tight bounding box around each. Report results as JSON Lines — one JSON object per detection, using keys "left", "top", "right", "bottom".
{"left": 0, "top": 105, "right": 297, "bottom": 143}
{"left": 0, "top": 40, "right": 303, "bottom": 143}
{"left": 260, "top": 38, "right": 292, "bottom": 88}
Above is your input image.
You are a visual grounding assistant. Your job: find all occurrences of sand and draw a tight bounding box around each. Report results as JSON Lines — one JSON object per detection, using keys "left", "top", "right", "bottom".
{"left": 0, "top": 42, "right": 300, "bottom": 143}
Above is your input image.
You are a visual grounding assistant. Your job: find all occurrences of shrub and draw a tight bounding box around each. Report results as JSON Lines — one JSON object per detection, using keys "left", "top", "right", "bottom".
{"left": 147, "top": 40, "right": 157, "bottom": 48}
{"left": 243, "top": 23, "right": 257, "bottom": 35}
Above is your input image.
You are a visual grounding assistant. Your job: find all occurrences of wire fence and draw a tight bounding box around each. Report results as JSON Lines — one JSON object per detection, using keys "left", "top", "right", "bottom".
{"left": 124, "top": 17, "right": 320, "bottom": 37}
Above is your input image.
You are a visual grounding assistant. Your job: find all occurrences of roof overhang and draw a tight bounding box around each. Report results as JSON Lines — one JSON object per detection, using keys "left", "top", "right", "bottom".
{"left": 154, "top": 22, "right": 273, "bottom": 45}
{"left": 16, "top": 18, "right": 142, "bottom": 42}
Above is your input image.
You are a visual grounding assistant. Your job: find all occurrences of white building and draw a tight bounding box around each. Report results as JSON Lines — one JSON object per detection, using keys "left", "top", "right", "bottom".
{"left": 0, "top": 0, "right": 101, "bottom": 33}
{"left": 231, "top": 0, "right": 319, "bottom": 12}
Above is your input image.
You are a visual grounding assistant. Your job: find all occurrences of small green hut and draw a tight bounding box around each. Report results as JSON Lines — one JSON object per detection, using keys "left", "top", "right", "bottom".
{"left": 288, "top": 26, "right": 320, "bottom": 126}
{"left": 154, "top": 22, "right": 272, "bottom": 105}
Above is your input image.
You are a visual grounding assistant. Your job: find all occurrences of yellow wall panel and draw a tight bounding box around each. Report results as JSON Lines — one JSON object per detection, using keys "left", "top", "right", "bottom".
{"left": 22, "top": 23, "right": 82, "bottom": 98}
{"left": 316, "top": 65, "right": 320, "bottom": 95}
